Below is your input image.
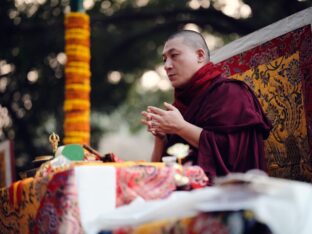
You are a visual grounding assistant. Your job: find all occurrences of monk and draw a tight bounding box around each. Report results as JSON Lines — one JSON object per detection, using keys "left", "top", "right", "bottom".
{"left": 141, "top": 30, "right": 272, "bottom": 182}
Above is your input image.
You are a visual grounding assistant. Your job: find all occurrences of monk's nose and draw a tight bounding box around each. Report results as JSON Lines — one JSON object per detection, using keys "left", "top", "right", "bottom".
{"left": 164, "top": 59, "right": 173, "bottom": 71}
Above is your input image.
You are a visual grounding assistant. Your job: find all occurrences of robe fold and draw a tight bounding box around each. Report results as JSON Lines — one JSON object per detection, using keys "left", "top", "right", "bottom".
{"left": 165, "top": 75, "right": 272, "bottom": 181}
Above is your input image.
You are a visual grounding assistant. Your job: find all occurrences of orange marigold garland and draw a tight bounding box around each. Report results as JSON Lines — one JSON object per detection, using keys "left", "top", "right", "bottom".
{"left": 64, "top": 12, "right": 90, "bottom": 145}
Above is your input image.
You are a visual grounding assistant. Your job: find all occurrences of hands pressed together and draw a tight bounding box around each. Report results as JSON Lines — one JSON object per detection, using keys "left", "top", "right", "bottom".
{"left": 141, "top": 102, "right": 186, "bottom": 139}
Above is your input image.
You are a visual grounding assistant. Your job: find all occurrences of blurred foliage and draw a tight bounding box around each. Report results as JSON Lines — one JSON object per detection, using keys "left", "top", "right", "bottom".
{"left": 0, "top": 0, "right": 311, "bottom": 175}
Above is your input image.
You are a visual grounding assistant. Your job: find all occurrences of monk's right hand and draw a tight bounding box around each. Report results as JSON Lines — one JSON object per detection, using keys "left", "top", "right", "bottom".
{"left": 141, "top": 110, "right": 166, "bottom": 139}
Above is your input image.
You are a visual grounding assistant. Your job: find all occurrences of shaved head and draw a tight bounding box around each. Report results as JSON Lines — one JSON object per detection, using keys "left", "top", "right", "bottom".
{"left": 167, "top": 30, "right": 210, "bottom": 62}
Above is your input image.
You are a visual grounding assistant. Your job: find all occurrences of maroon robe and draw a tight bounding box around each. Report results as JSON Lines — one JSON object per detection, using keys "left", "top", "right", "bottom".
{"left": 164, "top": 74, "right": 272, "bottom": 182}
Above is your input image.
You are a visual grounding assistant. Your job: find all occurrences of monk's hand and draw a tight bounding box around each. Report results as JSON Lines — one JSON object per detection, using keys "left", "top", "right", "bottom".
{"left": 141, "top": 110, "right": 166, "bottom": 139}
{"left": 147, "top": 102, "right": 186, "bottom": 135}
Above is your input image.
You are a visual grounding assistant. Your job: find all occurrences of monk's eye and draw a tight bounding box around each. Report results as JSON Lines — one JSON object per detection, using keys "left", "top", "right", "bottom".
{"left": 171, "top": 53, "right": 179, "bottom": 59}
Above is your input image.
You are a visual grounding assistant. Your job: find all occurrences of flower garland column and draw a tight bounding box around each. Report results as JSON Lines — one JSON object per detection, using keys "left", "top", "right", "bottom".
{"left": 64, "top": 7, "right": 91, "bottom": 145}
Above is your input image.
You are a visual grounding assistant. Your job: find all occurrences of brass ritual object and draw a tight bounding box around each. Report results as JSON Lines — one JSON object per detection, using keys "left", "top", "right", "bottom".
{"left": 20, "top": 133, "right": 60, "bottom": 179}
{"left": 49, "top": 132, "right": 60, "bottom": 154}
{"left": 33, "top": 132, "right": 59, "bottom": 166}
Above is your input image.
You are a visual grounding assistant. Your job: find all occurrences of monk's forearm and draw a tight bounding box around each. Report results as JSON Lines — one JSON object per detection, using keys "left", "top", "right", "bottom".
{"left": 151, "top": 137, "right": 166, "bottom": 162}
{"left": 176, "top": 121, "right": 202, "bottom": 148}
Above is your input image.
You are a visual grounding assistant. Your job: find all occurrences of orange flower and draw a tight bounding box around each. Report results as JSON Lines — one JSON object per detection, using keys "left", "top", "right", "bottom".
{"left": 66, "top": 38, "right": 90, "bottom": 47}
{"left": 65, "top": 90, "right": 89, "bottom": 100}
{"left": 64, "top": 122, "right": 90, "bottom": 132}
{"left": 64, "top": 12, "right": 91, "bottom": 145}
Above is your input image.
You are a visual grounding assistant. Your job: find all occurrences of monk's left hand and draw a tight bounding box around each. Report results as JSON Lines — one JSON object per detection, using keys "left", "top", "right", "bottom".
{"left": 147, "top": 102, "right": 186, "bottom": 135}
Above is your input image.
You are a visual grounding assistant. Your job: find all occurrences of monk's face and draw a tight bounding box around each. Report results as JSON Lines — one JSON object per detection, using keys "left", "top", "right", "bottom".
{"left": 162, "top": 37, "right": 202, "bottom": 88}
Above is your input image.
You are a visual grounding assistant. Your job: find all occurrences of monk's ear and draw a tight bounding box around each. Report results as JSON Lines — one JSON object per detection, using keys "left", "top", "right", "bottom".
{"left": 196, "top": 48, "right": 206, "bottom": 63}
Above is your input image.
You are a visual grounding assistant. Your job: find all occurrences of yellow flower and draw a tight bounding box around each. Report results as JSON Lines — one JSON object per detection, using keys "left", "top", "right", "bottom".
{"left": 65, "top": 84, "right": 91, "bottom": 91}
{"left": 65, "top": 131, "right": 90, "bottom": 138}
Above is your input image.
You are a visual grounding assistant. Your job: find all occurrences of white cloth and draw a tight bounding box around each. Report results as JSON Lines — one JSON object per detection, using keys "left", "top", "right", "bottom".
{"left": 74, "top": 166, "right": 116, "bottom": 232}
{"left": 85, "top": 170, "right": 312, "bottom": 234}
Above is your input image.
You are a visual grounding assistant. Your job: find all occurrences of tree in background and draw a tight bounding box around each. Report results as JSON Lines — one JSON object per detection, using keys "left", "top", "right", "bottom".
{"left": 0, "top": 0, "right": 311, "bottom": 175}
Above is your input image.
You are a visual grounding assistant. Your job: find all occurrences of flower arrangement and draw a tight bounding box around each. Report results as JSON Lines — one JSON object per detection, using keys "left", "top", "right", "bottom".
{"left": 64, "top": 12, "right": 90, "bottom": 145}
{"left": 167, "top": 143, "right": 190, "bottom": 165}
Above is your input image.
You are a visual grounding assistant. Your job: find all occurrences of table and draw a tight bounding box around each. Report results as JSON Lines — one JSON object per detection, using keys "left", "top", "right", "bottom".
{"left": 2, "top": 163, "right": 312, "bottom": 234}
{"left": 0, "top": 162, "right": 208, "bottom": 233}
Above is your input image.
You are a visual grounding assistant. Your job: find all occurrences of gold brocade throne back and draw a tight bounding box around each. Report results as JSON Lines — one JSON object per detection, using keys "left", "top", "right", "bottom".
{"left": 231, "top": 52, "right": 310, "bottom": 180}
{"left": 217, "top": 25, "right": 312, "bottom": 181}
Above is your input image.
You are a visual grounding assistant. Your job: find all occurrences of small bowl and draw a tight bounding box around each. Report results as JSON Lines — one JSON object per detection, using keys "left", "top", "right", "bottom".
{"left": 32, "top": 155, "right": 54, "bottom": 168}
{"left": 162, "top": 156, "right": 177, "bottom": 166}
